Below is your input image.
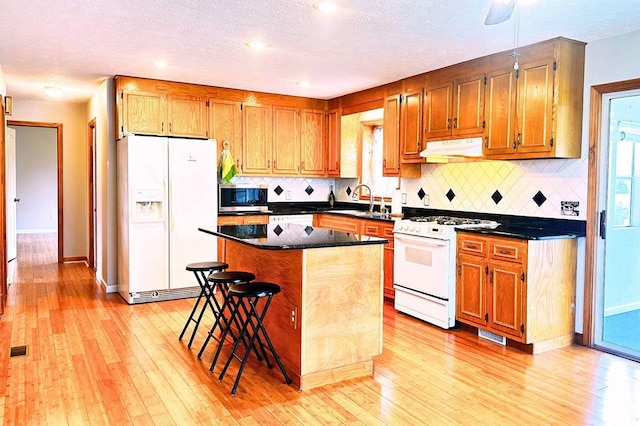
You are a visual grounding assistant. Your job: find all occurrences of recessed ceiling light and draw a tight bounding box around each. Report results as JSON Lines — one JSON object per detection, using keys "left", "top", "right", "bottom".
{"left": 313, "top": 1, "right": 337, "bottom": 11}
{"left": 44, "top": 85, "right": 62, "bottom": 98}
{"left": 153, "top": 60, "right": 168, "bottom": 68}
{"left": 297, "top": 81, "right": 310, "bottom": 87}
{"left": 245, "top": 40, "right": 266, "bottom": 51}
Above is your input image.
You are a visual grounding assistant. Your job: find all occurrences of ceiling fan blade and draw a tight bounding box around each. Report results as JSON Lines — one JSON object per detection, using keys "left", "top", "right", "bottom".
{"left": 484, "top": 0, "right": 516, "bottom": 25}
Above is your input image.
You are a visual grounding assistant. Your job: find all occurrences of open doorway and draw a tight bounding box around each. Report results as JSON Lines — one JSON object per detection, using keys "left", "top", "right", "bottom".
{"left": 7, "top": 121, "right": 63, "bottom": 264}
{"left": 87, "top": 118, "right": 96, "bottom": 269}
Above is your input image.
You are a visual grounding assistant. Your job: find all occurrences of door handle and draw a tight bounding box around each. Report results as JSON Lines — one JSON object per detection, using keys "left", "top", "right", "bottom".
{"left": 599, "top": 210, "right": 606, "bottom": 239}
{"left": 14, "top": 198, "right": 20, "bottom": 202}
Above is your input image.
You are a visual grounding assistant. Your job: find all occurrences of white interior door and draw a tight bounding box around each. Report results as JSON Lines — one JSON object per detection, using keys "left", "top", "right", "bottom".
{"left": 6, "top": 127, "right": 17, "bottom": 263}
{"left": 595, "top": 89, "right": 640, "bottom": 360}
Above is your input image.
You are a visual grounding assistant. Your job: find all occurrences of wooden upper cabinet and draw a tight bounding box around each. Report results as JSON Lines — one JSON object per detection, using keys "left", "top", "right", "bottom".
{"left": 484, "top": 37, "right": 585, "bottom": 159}
{"left": 423, "top": 81, "right": 453, "bottom": 140}
{"left": 453, "top": 73, "right": 486, "bottom": 137}
{"left": 424, "top": 74, "right": 485, "bottom": 142}
{"left": 208, "top": 99, "right": 242, "bottom": 170}
{"left": 400, "top": 87, "right": 424, "bottom": 162}
{"left": 122, "top": 90, "right": 165, "bottom": 135}
{"left": 382, "top": 94, "right": 401, "bottom": 176}
{"left": 242, "top": 103, "right": 272, "bottom": 175}
{"left": 300, "top": 109, "right": 326, "bottom": 175}
{"left": 485, "top": 67, "right": 518, "bottom": 155}
{"left": 167, "top": 94, "right": 207, "bottom": 138}
{"left": 326, "top": 109, "right": 340, "bottom": 176}
{"left": 272, "top": 106, "right": 300, "bottom": 175}
{"left": 120, "top": 89, "right": 207, "bottom": 138}
{"left": 516, "top": 59, "right": 555, "bottom": 155}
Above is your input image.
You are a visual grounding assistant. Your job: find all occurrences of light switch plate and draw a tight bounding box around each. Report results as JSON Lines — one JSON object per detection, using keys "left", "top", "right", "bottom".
{"left": 286, "top": 191, "right": 292, "bottom": 200}
{"left": 401, "top": 193, "right": 407, "bottom": 204}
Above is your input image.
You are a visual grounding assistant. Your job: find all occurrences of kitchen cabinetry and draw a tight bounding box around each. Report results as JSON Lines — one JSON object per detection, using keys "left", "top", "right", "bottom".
{"left": 382, "top": 94, "right": 401, "bottom": 176}
{"left": 300, "top": 109, "right": 326, "bottom": 175}
{"left": 362, "top": 220, "right": 395, "bottom": 300}
{"left": 120, "top": 90, "right": 207, "bottom": 138}
{"left": 456, "top": 232, "right": 577, "bottom": 353}
{"left": 326, "top": 108, "right": 340, "bottom": 176}
{"left": 400, "top": 85, "right": 424, "bottom": 163}
{"left": 241, "top": 103, "right": 273, "bottom": 175}
{"left": 208, "top": 98, "right": 242, "bottom": 171}
{"left": 484, "top": 38, "right": 585, "bottom": 159}
{"left": 315, "top": 214, "right": 395, "bottom": 300}
{"left": 272, "top": 106, "right": 300, "bottom": 175}
{"left": 423, "top": 73, "right": 486, "bottom": 141}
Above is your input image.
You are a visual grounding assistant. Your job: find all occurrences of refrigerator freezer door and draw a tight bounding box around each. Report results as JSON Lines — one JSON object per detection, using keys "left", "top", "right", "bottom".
{"left": 168, "top": 138, "right": 217, "bottom": 289}
{"left": 127, "top": 136, "right": 169, "bottom": 293}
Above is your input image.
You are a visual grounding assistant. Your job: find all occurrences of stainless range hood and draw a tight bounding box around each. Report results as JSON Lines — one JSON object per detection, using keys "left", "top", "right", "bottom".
{"left": 419, "top": 137, "right": 483, "bottom": 163}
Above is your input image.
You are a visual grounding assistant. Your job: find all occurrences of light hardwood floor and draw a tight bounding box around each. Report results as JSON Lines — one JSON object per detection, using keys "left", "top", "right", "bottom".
{"left": 1, "top": 233, "right": 640, "bottom": 425}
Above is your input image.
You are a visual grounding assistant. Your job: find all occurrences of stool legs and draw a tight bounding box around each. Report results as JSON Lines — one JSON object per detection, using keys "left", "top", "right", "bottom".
{"left": 219, "top": 294, "right": 292, "bottom": 395}
{"left": 179, "top": 269, "right": 217, "bottom": 348}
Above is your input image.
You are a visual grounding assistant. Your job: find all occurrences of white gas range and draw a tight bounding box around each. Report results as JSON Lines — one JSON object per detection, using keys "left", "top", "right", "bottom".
{"left": 393, "top": 216, "right": 498, "bottom": 329}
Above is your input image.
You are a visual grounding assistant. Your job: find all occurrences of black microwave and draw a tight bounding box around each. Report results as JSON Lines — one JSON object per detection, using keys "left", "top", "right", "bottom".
{"left": 219, "top": 184, "right": 269, "bottom": 212}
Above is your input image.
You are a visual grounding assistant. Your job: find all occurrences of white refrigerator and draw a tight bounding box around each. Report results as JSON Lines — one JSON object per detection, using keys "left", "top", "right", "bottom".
{"left": 117, "top": 135, "right": 217, "bottom": 304}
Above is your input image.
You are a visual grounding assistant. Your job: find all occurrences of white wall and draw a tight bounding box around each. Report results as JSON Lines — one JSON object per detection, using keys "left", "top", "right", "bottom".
{"left": 10, "top": 100, "right": 88, "bottom": 259}
{"left": 87, "top": 79, "right": 117, "bottom": 291}
{"left": 0, "top": 64, "right": 6, "bottom": 98}
{"left": 11, "top": 126, "right": 57, "bottom": 232}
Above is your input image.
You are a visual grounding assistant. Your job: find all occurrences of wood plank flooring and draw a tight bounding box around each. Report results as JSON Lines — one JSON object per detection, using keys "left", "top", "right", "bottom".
{"left": 1, "top": 233, "right": 640, "bottom": 425}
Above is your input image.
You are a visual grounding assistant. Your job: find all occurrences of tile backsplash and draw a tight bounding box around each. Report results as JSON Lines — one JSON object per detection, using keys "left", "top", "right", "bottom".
{"left": 228, "top": 157, "right": 588, "bottom": 220}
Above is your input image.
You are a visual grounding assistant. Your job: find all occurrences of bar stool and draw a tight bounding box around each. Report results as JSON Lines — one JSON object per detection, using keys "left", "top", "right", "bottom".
{"left": 179, "top": 261, "right": 228, "bottom": 348}
{"left": 197, "top": 271, "right": 256, "bottom": 369}
{"left": 218, "top": 282, "right": 292, "bottom": 395}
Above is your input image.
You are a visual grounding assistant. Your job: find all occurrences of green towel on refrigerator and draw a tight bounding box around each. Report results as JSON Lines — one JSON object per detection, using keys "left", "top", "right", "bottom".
{"left": 219, "top": 147, "right": 237, "bottom": 183}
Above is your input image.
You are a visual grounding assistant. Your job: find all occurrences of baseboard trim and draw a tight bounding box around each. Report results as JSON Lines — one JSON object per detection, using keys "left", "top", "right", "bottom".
{"left": 17, "top": 228, "right": 56, "bottom": 234}
{"left": 63, "top": 256, "right": 88, "bottom": 263}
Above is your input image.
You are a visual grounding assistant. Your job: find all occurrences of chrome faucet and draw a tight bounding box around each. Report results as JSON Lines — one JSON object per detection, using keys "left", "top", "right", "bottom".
{"left": 352, "top": 184, "right": 374, "bottom": 212}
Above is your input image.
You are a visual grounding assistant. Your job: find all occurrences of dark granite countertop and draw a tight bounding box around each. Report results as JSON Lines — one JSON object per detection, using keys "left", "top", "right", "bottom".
{"left": 457, "top": 224, "right": 581, "bottom": 240}
{"left": 218, "top": 202, "right": 396, "bottom": 222}
{"left": 199, "top": 223, "right": 388, "bottom": 250}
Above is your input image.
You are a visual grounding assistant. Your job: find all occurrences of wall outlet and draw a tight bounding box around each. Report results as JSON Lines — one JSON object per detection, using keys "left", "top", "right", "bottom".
{"left": 401, "top": 193, "right": 407, "bottom": 204}
{"left": 423, "top": 195, "right": 430, "bottom": 206}
{"left": 288, "top": 303, "right": 298, "bottom": 329}
{"left": 286, "top": 191, "right": 292, "bottom": 200}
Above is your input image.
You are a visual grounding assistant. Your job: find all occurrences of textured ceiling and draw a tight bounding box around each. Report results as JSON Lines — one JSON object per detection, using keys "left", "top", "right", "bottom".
{"left": 1, "top": 0, "right": 640, "bottom": 103}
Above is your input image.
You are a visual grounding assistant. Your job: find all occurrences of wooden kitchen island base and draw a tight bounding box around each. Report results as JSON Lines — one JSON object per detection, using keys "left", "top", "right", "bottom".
{"left": 220, "top": 235, "right": 384, "bottom": 390}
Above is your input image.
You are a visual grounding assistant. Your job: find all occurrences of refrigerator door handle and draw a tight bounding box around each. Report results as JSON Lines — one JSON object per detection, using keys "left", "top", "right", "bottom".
{"left": 169, "top": 179, "right": 175, "bottom": 232}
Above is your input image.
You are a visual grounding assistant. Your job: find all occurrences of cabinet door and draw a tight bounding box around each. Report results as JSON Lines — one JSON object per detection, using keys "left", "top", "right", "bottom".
{"left": 382, "top": 225, "right": 395, "bottom": 299}
{"left": 300, "top": 109, "right": 326, "bottom": 176}
{"left": 488, "top": 259, "right": 525, "bottom": 340}
{"left": 272, "top": 106, "right": 300, "bottom": 175}
{"left": 382, "top": 94, "right": 401, "bottom": 176}
{"left": 516, "top": 59, "right": 555, "bottom": 155}
{"left": 314, "top": 214, "right": 360, "bottom": 233}
{"left": 453, "top": 73, "right": 485, "bottom": 137}
{"left": 167, "top": 95, "right": 207, "bottom": 138}
{"left": 485, "top": 67, "right": 517, "bottom": 155}
{"left": 326, "top": 109, "right": 340, "bottom": 176}
{"left": 424, "top": 80, "right": 453, "bottom": 140}
{"left": 456, "top": 253, "right": 487, "bottom": 326}
{"left": 400, "top": 88, "right": 424, "bottom": 162}
{"left": 122, "top": 90, "right": 165, "bottom": 135}
{"left": 242, "top": 104, "right": 272, "bottom": 174}
{"left": 208, "top": 99, "right": 242, "bottom": 171}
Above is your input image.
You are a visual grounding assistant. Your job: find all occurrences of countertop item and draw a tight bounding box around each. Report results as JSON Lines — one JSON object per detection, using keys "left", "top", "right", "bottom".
{"left": 198, "top": 223, "right": 388, "bottom": 250}
{"left": 458, "top": 224, "right": 581, "bottom": 240}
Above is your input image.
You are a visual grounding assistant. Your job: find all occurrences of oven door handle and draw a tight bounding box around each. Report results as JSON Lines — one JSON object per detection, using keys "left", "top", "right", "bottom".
{"left": 394, "top": 233, "right": 448, "bottom": 246}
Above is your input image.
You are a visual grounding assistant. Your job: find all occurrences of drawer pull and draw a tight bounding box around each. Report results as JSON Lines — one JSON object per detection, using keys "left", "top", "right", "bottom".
{"left": 466, "top": 244, "right": 479, "bottom": 250}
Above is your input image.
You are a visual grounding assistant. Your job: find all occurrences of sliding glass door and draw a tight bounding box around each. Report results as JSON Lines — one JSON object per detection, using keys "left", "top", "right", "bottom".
{"left": 595, "top": 89, "right": 640, "bottom": 360}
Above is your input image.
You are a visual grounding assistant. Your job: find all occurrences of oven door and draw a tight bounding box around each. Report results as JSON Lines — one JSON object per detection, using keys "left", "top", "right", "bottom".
{"left": 393, "top": 233, "right": 451, "bottom": 299}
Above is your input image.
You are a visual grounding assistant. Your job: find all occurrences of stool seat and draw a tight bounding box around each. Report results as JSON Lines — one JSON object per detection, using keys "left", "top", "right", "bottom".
{"left": 187, "top": 261, "right": 228, "bottom": 272}
{"left": 228, "top": 282, "right": 281, "bottom": 298}
{"left": 208, "top": 271, "right": 256, "bottom": 284}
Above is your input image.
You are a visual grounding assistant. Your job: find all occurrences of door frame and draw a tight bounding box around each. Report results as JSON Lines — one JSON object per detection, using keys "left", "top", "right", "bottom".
{"left": 1, "top": 97, "right": 7, "bottom": 316}
{"left": 7, "top": 120, "right": 64, "bottom": 264}
{"left": 87, "top": 118, "right": 96, "bottom": 269}
{"left": 584, "top": 77, "right": 640, "bottom": 346}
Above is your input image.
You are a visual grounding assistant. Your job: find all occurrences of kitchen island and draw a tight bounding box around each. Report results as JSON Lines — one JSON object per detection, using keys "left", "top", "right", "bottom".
{"left": 198, "top": 223, "right": 387, "bottom": 390}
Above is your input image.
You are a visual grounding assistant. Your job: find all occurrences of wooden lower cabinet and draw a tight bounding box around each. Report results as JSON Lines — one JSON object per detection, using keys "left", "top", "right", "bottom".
{"left": 316, "top": 215, "right": 395, "bottom": 300}
{"left": 456, "top": 232, "right": 577, "bottom": 353}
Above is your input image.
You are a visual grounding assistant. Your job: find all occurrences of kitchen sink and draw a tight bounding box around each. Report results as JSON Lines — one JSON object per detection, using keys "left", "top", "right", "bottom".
{"left": 331, "top": 210, "right": 389, "bottom": 219}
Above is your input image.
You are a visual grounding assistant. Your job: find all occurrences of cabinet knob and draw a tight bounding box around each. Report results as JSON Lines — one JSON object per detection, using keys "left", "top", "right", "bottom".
{"left": 453, "top": 117, "right": 458, "bottom": 129}
{"left": 447, "top": 118, "right": 452, "bottom": 129}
